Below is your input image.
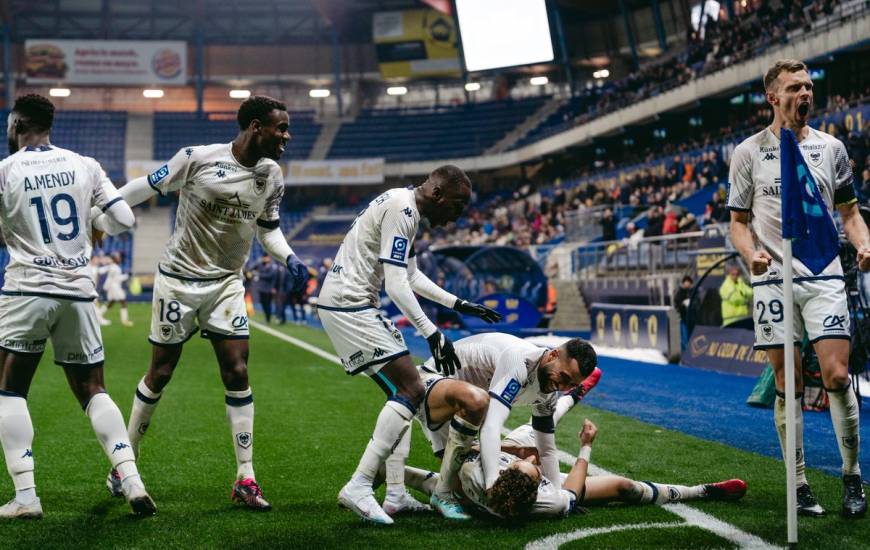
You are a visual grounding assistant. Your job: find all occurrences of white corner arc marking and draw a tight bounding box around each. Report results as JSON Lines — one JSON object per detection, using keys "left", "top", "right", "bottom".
{"left": 525, "top": 521, "right": 686, "bottom": 550}
{"left": 252, "top": 320, "right": 781, "bottom": 550}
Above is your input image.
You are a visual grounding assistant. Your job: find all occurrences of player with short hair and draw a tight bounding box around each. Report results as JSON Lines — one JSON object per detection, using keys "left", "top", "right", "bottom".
{"left": 400, "top": 419, "right": 747, "bottom": 519}
{"left": 317, "top": 166, "right": 502, "bottom": 524}
{"left": 407, "top": 333, "right": 597, "bottom": 520}
{"left": 91, "top": 95, "right": 310, "bottom": 510}
{"left": 99, "top": 252, "right": 133, "bottom": 327}
{"left": 728, "top": 59, "right": 868, "bottom": 518}
{"left": 0, "top": 94, "right": 155, "bottom": 518}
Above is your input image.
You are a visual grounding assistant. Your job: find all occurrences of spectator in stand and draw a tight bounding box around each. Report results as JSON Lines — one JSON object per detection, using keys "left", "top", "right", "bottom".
{"left": 600, "top": 208, "right": 617, "bottom": 241}
{"left": 719, "top": 264, "right": 753, "bottom": 329}
{"left": 251, "top": 255, "right": 279, "bottom": 323}
{"left": 645, "top": 206, "right": 664, "bottom": 238}
{"left": 673, "top": 275, "right": 694, "bottom": 349}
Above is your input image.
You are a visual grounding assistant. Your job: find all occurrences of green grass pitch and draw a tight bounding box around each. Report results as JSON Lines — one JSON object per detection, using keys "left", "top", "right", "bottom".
{"left": 2, "top": 304, "right": 869, "bottom": 548}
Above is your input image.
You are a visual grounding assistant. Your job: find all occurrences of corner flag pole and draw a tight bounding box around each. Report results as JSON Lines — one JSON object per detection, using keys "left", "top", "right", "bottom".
{"left": 782, "top": 237, "right": 798, "bottom": 545}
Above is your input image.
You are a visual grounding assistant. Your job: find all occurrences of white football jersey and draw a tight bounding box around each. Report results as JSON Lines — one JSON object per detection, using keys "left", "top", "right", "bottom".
{"left": 0, "top": 145, "right": 122, "bottom": 298}
{"left": 459, "top": 451, "right": 575, "bottom": 517}
{"left": 726, "top": 126, "right": 854, "bottom": 280}
{"left": 423, "top": 332, "right": 557, "bottom": 416}
{"left": 318, "top": 187, "right": 420, "bottom": 309}
{"left": 147, "top": 143, "right": 284, "bottom": 279}
{"left": 100, "top": 262, "right": 127, "bottom": 292}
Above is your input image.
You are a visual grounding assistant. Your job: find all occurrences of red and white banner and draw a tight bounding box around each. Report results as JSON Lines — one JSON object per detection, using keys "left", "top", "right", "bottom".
{"left": 25, "top": 40, "right": 187, "bottom": 85}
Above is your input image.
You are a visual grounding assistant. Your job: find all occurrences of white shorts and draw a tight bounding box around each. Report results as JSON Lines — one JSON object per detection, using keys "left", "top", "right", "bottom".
{"left": 752, "top": 276, "right": 850, "bottom": 349}
{"left": 318, "top": 305, "right": 408, "bottom": 376}
{"left": 0, "top": 294, "right": 104, "bottom": 366}
{"left": 105, "top": 286, "right": 126, "bottom": 302}
{"left": 502, "top": 423, "right": 536, "bottom": 449}
{"left": 149, "top": 268, "right": 249, "bottom": 346}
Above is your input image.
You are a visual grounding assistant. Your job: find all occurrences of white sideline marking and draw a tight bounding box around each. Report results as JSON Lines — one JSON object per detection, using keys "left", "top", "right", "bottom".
{"left": 251, "top": 320, "right": 342, "bottom": 366}
{"left": 525, "top": 521, "right": 686, "bottom": 550}
{"left": 252, "top": 320, "right": 781, "bottom": 549}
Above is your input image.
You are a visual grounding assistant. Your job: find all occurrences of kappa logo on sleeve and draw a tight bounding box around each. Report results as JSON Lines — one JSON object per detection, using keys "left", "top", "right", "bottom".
{"left": 147, "top": 164, "right": 169, "bottom": 186}
{"left": 390, "top": 236, "right": 409, "bottom": 262}
{"left": 499, "top": 378, "right": 522, "bottom": 404}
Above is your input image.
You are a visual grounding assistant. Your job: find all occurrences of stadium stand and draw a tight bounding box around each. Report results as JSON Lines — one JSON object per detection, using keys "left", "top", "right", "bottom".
{"left": 153, "top": 111, "right": 321, "bottom": 161}
{"left": 0, "top": 110, "right": 127, "bottom": 182}
{"left": 514, "top": 0, "right": 863, "bottom": 149}
{"left": 327, "top": 96, "right": 550, "bottom": 161}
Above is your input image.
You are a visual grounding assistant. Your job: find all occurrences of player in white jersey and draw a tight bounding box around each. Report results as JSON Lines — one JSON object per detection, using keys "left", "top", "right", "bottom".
{"left": 91, "top": 96, "right": 310, "bottom": 510}
{"left": 318, "top": 166, "right": 502, "bottom": 524}
{"left": 407, "top": 332, "right": 596, "bottom": 519}
{"left": 0, "top": 94, "right": 155, "bottom": 518}
{"left": 399, "top": 419, "right": 747, "bottom": 519}
{"left": 728, "top": 59, "right": 868, "bottom": 518}
{"left": 99, "top": 252, "right": 132, "bottom": 326}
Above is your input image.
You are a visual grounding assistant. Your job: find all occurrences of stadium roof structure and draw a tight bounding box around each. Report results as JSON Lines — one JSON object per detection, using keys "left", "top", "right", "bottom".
{"left": 1, "top": 0, "right": 670, "bottom": 45}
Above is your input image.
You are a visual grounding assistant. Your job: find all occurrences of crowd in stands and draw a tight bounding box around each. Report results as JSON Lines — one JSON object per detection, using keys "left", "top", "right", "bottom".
{"left": 574, "top": 0, "right": 851, "bottom": 125}
{"left": 426, "top": 88, "right": 868, "bottom": 251}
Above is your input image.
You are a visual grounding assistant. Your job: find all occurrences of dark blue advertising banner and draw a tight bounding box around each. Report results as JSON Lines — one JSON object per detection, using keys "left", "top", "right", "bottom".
{"left": 681, "top": 325, "right": 767, "bottom": 376}
{"left": 590, "top": 303, "right": 679, "bottom": 360}
{"left": 462, "top": 293, "right": 542, "bottom": 329}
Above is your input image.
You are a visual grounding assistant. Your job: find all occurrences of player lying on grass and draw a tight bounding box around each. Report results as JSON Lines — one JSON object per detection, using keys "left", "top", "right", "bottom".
{"left": 382, "top": 333, "right": 599, "bottom": 519}
{"left": 400, "top": 419, "right": 747, "bottom": 519}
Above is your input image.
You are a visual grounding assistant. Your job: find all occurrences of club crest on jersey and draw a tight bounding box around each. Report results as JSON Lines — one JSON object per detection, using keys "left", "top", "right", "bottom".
{"left": 236, "top": 432, "right": 252, "bottom": 449}
{"left": 160, "top": 324, "right": 173, "bottom": 340}
{"left": 391, "top": 329, "right": 404, "bottom": 344}
{"left": 391, "top": 236, "right": 409, "bottom": 262}
{"left": 808, "top": 151, "right": 823, "bottom": 167}
{"left": 761, "top": 324, "right": 773, "bottom": 341}
{"left": 500, "top": 378, "right": 521, "bottom": 404}
{"left": 254, "top": 178, "right": 267, "bottom": 195}
{"left": 147, "top": 164, "right": 169, "bottom": 186}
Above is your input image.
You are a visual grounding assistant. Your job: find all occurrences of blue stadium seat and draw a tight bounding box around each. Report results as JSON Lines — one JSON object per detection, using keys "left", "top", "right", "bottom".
{"left": 0, "top": 110, "right": 127, "bottom": 182}
{"left": 153, "top": 111, "right": 321, "bottom": 161}
{"left": 328, "top": 97, "right": 550, "bottom": 161}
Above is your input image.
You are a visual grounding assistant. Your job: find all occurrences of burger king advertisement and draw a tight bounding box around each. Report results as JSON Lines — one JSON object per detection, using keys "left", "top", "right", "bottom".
{"left": 25, "top": 40, "right": 186, "bottom": 85}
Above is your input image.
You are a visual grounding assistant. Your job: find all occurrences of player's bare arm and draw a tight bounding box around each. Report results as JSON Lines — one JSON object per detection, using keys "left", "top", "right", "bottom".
{"left": 838, "top": 202, "right": 870, "bottom": 271}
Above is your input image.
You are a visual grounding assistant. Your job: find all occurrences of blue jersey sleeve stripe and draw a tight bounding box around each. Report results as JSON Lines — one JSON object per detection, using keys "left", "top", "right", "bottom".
{"left": 488, "top": 391, "right": 513, "bottom": 409}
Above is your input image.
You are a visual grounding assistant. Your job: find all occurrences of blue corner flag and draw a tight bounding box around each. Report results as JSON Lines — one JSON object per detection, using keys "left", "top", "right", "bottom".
{"left": 780, "top": 128, "right": 839, "bottom": 275}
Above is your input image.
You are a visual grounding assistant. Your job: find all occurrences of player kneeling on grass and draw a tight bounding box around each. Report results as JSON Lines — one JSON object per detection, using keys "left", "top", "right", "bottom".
{"left": 403, "top": 419, "right": 747, "bottom": 519}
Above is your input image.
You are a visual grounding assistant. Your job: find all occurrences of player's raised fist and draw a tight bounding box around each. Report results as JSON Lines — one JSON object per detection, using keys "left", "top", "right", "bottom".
{"left": 579, "top": 419, "right": 597, "bottom": 445}
{"left": 857, "top": 246, "right": 870, "bottom": 272}
{"left": 750, "top": 250, "right": 772, "bottom": 275}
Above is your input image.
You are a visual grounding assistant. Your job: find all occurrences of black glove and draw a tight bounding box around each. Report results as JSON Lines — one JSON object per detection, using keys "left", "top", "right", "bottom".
{"left": 427, "top": 331, "right": 461, "bottom": 376}
{"left": 454, "top": 299, "right": 503, "bottom": 324}
{"left": 286, "top": 254, "right": 310, "bottom": 294}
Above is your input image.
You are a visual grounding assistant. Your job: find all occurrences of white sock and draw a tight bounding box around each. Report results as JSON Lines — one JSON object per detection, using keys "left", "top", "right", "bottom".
{"left": 434, "top": 416, "right": 479, "bottom": 497}
{"left": 353, "top": 399, "right": 415, "bottom": 485}
{"left": 774, "top": 393, "right": 807, "bottom": 485}
{"left": 127, "top": 377, "right": 162, "bottom": 458}
{"left": 404, "top": 466, "right": 439, "bottom": 497}
{"left": 635, "top": 481, "right": 705, "bottom": 504}
{"left": 15, "top": 487, "right": 37, "bottom": 506}
{"left": 0, "top": 393, "right": 36, "bottom": 496}
{"left": 385, "top": 427, "right": 411, "bottom": 501}
{"left": 226, "top": 388, "right": 255, "bottom": 480}
{"left": 86, "top": 393, "right": 138, "bottom": 476}
{"left": 827, "top": 381, "right": 861, "bottom": 476}
{"left": 120, "top": 307, "right": 129, "bottom": 324}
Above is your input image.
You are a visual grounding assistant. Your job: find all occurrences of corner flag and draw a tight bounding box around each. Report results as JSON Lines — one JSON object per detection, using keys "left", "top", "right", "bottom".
{"left": 780, "top": 128, "right": 839, "bottom": 274}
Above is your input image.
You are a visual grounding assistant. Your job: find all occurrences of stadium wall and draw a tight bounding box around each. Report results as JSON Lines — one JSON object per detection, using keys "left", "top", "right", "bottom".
{"left": 384, "top": 7, "right": 870, "bottom": 177}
